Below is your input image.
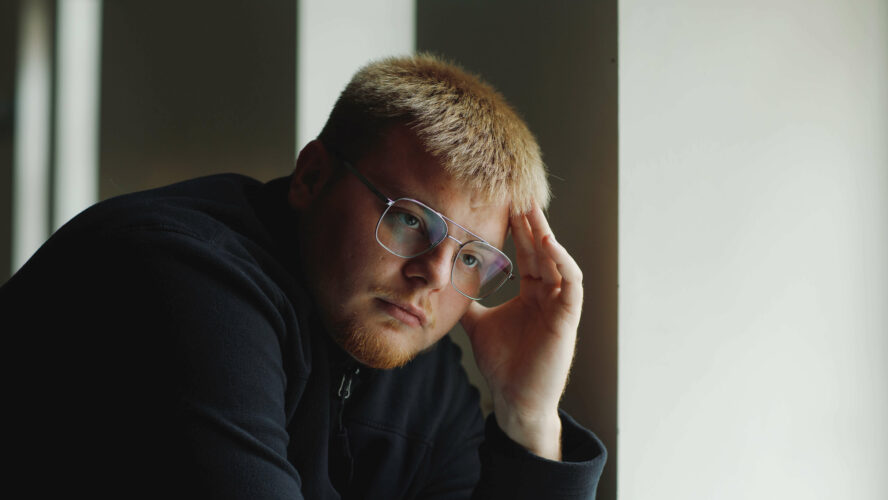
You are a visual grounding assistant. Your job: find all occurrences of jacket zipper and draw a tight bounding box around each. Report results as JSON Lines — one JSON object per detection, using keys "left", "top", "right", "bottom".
{"left": 332, "top": 366, "right": 360, "bottom": 490}
{"left": 336, "top": 366, "right": 360, "bottom": 431}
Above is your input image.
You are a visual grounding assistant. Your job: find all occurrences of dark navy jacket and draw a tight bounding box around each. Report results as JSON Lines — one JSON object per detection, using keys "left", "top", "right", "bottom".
{"left": 2, "top": 174, "right": 605, "bottom": 499}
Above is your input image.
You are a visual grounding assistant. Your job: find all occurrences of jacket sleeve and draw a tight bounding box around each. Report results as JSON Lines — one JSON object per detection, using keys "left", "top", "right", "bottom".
{"left": 412, "top": 340, "right": 606, "bottom": 500}
{"left": 4, "top": 222, "right": 308, "bottom": 499}
{"left": 125, "top": 227, "right": 307, "bottom": 498}
{"left": 473, "top": 410, "right": 607, "bottom": 500}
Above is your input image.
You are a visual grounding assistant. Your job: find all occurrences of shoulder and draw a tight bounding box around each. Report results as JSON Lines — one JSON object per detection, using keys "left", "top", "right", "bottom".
{"left": 23, "top": 173, "right": 293, "bottom": 288}
{"left": 3, "top": 173, "right": 304, "bottom": 333}
{"left": 59, "top": 173, "right": 269, "bottom": 245}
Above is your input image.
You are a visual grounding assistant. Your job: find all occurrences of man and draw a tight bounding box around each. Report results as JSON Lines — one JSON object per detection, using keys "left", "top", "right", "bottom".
{"left": 3, "top": 54, "right": 605, "bottom": 498}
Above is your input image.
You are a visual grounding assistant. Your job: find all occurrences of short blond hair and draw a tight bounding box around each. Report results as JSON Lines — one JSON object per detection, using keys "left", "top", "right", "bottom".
{"left": 319, "top": 53, "right": 549, "bottom": 214}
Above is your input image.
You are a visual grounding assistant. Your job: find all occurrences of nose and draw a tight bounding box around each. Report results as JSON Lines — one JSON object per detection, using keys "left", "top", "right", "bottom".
{"left": 402, "top": 240, "right": 456, "bottom": 291}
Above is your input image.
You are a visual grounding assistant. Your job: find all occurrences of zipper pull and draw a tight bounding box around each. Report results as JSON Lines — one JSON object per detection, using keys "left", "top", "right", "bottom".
{"left": 332, "top": 366, "right": 359, "bottom": 491}
{"left": 337, "top": 367, "right": 360, "bottom": 400}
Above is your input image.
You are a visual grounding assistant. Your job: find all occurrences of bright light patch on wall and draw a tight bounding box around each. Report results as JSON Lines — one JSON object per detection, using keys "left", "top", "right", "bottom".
{"left": 12, "top": 0, "right": 52, "bottom": 272}
{"left": 297, "top": 0, "right": 415, "bottom": 153}
{"left": 54, "top": 0, "right": 103, "bottom": 230}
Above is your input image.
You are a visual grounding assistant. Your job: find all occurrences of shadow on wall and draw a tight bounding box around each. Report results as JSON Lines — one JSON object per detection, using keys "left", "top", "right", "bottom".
{"left": 99, "top": 0, "right": 296, "bottom": 200}
{"left": 416, "top": 1, "right": 618, "bottom": 499}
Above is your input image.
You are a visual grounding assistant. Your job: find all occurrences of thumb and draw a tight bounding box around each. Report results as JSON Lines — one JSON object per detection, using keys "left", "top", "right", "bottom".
{"left": 459, "top": 301, "right": 487, "bottom": 339}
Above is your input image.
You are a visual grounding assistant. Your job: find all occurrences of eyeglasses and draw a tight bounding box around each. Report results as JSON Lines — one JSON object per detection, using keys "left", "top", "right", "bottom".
{"left": 338, "top": 158, "right": 513, "bottom": 300}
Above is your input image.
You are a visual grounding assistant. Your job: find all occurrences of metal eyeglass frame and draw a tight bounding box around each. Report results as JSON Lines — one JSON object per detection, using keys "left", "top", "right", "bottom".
{"left": 338, "top": 158, "right": 514, "bottom": 300}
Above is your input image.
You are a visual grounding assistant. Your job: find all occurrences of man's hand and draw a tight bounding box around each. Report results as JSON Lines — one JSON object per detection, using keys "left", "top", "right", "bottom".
{"left": 460, "top": 204, "right": 583, "bottom": 461}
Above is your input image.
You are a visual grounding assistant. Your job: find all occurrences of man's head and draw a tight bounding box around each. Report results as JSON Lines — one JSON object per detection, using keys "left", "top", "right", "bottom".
{"left": 289, "top": 54, "right": 550, "bottom": 369}
{"left": 318, "top": 53, "right": 549, "bottom": 215}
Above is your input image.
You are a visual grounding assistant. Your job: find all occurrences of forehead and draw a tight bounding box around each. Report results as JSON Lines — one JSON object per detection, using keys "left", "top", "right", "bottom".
{"left": 356, "top": 126, "right": 510, "bottom": 247}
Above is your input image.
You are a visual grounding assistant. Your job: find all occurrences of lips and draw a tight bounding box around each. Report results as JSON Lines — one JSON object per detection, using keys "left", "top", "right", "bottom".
{"left": 377, "top": 298, "right": 427, "bottom": 327}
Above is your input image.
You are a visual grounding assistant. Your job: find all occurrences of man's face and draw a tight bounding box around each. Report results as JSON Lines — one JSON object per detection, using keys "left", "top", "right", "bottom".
{"left": 291, "top": 126, "right": 510, "bottom": 369}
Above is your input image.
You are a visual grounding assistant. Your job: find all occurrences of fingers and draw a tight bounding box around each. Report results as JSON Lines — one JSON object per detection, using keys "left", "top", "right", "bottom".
{"left": 511, "top": 204, "right": 583, "bottom": 307}
{"left": 511, "top": 205, "right": 583, "bottom": 304}
{"left": 543, "top": 234, "right": 583, "bottom": 308}
{"left": 510, "top": 211, "right": 538, "bottom": 279}
{"left": 526, "top": 206, "right": 561, "bottom": 287}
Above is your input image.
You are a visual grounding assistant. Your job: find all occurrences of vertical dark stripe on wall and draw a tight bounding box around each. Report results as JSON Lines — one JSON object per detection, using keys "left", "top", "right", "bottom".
{"left": 415, "top": 1, "right": 618, "bottom": 498}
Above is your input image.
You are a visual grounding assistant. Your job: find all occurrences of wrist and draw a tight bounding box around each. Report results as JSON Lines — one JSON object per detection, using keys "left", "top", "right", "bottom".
{"left": 494, "top": 405, "right": 563, "bottom": 461}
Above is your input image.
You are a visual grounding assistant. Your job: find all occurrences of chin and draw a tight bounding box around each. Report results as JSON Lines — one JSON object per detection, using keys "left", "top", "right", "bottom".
{"left": 333, "top": 317, "right": 421, "bottom": 370}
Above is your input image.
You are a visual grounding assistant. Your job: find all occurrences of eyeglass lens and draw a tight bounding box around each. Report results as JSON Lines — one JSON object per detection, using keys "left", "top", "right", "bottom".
{"left": 376, "top": 199, "right": 512, "bottom": 299}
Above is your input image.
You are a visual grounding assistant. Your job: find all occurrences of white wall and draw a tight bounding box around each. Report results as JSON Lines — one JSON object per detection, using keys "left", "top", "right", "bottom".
{"left": 619, "top": 1, "right": 888, "bottom": 499}
{"left": 13, "top": 0, "right": 103, "bottom": 274}
{"left": 297, "top": 0, "right": 414, "bottom": 151}
{"left": 12, "top": 0, "right": 51, "bottom": 272}
{"left": 54, "top": 0, "right": 102, "bottom": 230}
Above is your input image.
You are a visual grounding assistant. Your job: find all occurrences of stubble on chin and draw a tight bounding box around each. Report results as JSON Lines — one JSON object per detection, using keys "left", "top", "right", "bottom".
{"left": 331, "top": 312, "right": 417, "bottom": 370}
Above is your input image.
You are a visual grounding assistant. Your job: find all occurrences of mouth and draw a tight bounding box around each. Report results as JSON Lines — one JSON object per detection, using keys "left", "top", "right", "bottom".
{"left": 376, "top": 298, "right": 427, "bottom": 327}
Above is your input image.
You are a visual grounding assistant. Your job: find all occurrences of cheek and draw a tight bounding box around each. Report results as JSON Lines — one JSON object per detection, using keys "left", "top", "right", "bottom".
{"left": 324, "top": 206, "right": 383, "bottom": 268}
{"left": 334, "top": 225, "right": 409, "bottom": 293}
{"left": 433, "top": 288, "right": 472, "bottom": 324}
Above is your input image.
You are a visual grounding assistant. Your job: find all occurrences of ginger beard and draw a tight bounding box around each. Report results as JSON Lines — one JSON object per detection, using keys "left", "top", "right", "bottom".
{"left": 329, "top": 286, "right": 438, "bottom": 370}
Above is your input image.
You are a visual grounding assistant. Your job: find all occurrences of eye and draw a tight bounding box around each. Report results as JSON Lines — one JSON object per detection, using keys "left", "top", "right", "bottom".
{"left": 389, "top": 207, "right": 430, "bottom": 238}
{"left": 397, "top": 212, "right": 421, "bottom": 228}
{"left": 460, "top": 253, "right": 480, "bottom": 268}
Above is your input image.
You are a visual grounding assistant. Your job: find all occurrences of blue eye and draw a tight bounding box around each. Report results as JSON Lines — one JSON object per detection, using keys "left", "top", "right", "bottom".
{"left": 460, "top": 253, "right": 480, "bottom": 268}
{"left": 389, "top": 209, "right": 429, "bottom": 237}
{"left": 398, "top": 212, "right": 421, "bottom": 228}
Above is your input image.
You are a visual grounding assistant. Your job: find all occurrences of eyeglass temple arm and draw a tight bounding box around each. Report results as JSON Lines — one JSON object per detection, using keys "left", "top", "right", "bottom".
{"left": 339, "top": 159, "right": 392, "bottom": 205}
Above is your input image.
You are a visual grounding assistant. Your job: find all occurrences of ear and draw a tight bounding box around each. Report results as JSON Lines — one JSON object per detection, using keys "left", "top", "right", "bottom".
{"left": 288, "top": 139, "right": 335, "bottom": 210}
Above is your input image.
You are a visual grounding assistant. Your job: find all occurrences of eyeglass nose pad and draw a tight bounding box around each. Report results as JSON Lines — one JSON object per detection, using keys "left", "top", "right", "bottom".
{"left": 399, "top": 241, "right": 454, "bottom": 289}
